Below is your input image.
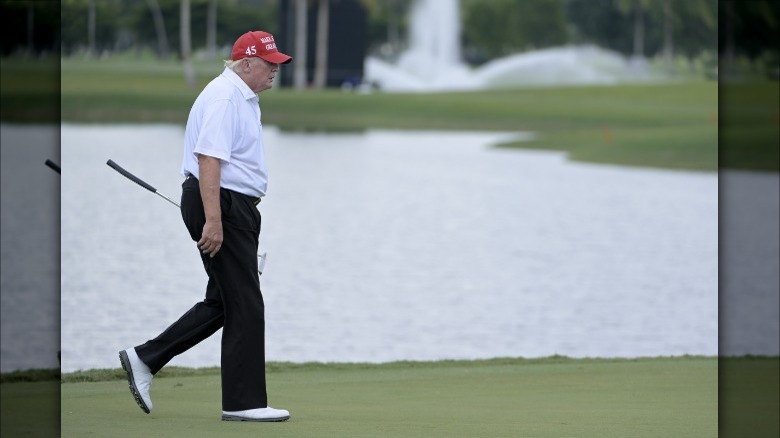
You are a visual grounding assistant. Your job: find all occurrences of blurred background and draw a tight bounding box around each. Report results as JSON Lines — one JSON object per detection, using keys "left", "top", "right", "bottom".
{"left": 1, "top": 0, "right": 737, "bottom": 87}
{"left": 0, "top": 1, "right": 777, "bottom": 436}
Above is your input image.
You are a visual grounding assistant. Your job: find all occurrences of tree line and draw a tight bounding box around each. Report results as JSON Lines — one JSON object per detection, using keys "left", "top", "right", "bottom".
{"left": 1, "top": 0, "right": 777, "bottom": 77}
{"left": 292, "top": 0, "right": 722, "bottom": 65}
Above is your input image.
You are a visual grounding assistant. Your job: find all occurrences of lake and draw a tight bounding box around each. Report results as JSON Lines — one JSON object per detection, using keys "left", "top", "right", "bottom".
{"left": 52, "top": 123, "right": 725, "bottom": 373}
{"left": 0, "top": 124, "right": 60, "bottom": 372}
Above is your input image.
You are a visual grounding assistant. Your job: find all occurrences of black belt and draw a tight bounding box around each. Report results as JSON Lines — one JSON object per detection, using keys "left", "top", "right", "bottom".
{"left": 185, "top": 174, "right": 261, "bottom": 205}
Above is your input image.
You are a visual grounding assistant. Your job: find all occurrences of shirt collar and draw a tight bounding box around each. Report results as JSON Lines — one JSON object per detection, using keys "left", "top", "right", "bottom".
{"left": 221, "top": 66, "right": 258, "bottom": 101}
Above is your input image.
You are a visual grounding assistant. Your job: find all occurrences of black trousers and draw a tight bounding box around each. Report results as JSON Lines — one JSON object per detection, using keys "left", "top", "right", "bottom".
{"left": 135, "top": 176, "right": 267, "bottom": 411}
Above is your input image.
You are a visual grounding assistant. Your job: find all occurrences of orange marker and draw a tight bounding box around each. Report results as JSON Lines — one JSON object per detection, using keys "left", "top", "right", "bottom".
{"left": 602, "top": 126, "right": 613, "bottom": 144}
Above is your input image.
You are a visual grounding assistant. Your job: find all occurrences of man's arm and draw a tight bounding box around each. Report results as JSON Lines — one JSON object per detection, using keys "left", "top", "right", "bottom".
{"left": 197, "top": 154, "right": 223, "bottom": 258}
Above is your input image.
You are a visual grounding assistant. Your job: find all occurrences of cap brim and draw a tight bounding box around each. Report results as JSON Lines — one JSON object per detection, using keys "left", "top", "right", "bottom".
{"left": 259, "top": 52, "right": 292, "bottom": 65}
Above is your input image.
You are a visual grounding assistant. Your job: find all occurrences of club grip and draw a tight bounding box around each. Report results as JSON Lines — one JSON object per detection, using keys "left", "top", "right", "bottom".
{"left": 106, "top": 159, "right": 157, "bottom": 193}
{"left": 45, "top": 159, "right": 61, "bottom": 174}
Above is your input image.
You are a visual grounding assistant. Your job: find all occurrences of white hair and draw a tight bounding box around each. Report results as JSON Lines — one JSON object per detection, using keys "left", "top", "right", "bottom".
{"left": 224, "top": 59, "right": 243, "bottom": 71}
{"left": 225, "top": 57, "right": 273, "bottom": 73}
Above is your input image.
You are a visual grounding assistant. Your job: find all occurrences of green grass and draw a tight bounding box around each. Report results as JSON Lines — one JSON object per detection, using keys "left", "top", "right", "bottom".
{"left": 720, "top": 356, "right": 780, "bottom": 438}
{"left": 498, "top": 124, "right": 718, "bottom": 172}
{"left": 0, "top": 367, "right": 60, "bottom": 383}
{"left": 0, "top": 56, "right": 60, "bottom": 122}
{"left": 3, "top": 356, "right": 778, "bottom": 437}
{"left": 53, "top": 56, "right": 721, "bottom": 172}
{"left": 719, "top": 81, "right": 780, "bottom": 172}
{"left": 0, "top": 380, "right": 60, "bottom": 436}
{"left": 3, "top": 356, "right": 723, "bottom": 437}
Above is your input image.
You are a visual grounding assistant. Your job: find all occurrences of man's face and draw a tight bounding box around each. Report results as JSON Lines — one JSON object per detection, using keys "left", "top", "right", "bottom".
{"left": 242, "top": 57, "right": 279, "bottom": 93}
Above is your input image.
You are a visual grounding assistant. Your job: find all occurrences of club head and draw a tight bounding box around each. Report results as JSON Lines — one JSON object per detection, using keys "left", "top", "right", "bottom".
{"left": 258, "top": 252, "right": 267, "bottom": 275}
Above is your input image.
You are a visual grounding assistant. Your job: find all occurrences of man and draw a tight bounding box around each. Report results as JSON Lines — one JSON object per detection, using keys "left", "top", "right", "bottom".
{"left": 119, "top": 30, "right": 292, "bottom": 422}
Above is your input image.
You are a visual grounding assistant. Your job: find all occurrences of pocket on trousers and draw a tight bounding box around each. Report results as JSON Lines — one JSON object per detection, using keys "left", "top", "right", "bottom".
{"left": 221, "top": 190, "right": 257, "bottom": 232}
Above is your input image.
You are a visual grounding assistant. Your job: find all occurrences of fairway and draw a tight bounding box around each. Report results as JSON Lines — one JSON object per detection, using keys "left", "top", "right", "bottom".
{"left": 52, "top": 357, "right": 719, "bottom": 437}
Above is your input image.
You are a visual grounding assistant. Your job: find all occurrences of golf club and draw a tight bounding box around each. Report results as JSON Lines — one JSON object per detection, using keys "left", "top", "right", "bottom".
{"left": 45, "top": 159, "right": 62, "bottom": 365}
{"left": 45, "top": 159, "right": 61, "bottom": 174}
{"left": 107, "top": 159, "right": 180, "bottom": 207}
{"left": 106, "top": 159, "right": 267, "bottom": 275}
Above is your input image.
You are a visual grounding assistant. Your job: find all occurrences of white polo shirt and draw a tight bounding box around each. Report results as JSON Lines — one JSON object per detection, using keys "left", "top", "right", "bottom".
{"left": 181, "top": 67, "right": 268, "bottom": 198}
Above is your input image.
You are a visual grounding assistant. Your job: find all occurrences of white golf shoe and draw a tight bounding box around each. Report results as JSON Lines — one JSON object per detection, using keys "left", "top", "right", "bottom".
{"left": 222, "top": 407, "right": 291, "bottom": 422}
{"left": 119, "top": 348, "right": 154, "bottom": 414}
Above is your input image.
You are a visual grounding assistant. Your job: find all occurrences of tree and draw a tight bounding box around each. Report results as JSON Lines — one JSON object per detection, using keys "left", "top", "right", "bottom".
{"left": 205, "top": 0, "right": 218, "bottom": 59}
{"left": 566, "top": 0, "right": 632, "bottom": 55}
{"left": 661, "top": 0, "right": 672, "bottom": 66}
{"left": 461, "top": 0, "right": 568, "bottom": 61}
{"left": 360, "top": 0, "right": 412, "bottom": 56}
{"left": 26, "top": 0, "right": 35, "bottom": 54}
{"left": 293, "top": 0, "right": 308, "bottom": 89}
{"left": 615, "top": 0, "right": 655, "bottom": 60}
{"left": 88, "top": 0, "right": 96, "bottom": 56}
{"left": 58, "top": 0, "right": 120, "bottom": 55}
{"left": 1, "top": 0, "right": 59, "bottom": 55}
{"left": 313, "top": 0, "right": 329, "bottom": 89}
{"left": 676, "top": 0, "right": 717, "bottom": 59}
{"left": 146, "top": 0, "right": 170, "bottom": 58}
{"left": 181, "top": 0, "right": 196, "bottom": 87}
{"left": 719, "top": 0, "right": 779, "bottom": 78}
{"left": 654, "top": 0, "right": 716, "bottom": 69}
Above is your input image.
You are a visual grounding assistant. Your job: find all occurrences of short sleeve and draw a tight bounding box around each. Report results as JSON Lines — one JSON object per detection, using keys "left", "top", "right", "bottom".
{"left": 193, "top": 98, "right": 236, "bottom": 163}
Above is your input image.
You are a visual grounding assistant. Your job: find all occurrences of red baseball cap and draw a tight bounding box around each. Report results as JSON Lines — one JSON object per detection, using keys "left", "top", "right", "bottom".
{"left": 231, "top": 31, "right": 292, "bottom": 64}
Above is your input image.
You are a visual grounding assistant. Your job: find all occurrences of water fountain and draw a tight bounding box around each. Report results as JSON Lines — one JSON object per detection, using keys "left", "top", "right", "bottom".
{"left": 365, "top": 0, "right": 471, "bottom": 91}
{"left": 364, "top": 0, "right": 656, "bottom": 92}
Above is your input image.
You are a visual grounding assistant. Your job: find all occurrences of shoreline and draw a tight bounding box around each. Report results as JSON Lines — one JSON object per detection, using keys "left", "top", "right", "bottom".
{"left": 3, "top": 354, "right": 777, "bottom": 383}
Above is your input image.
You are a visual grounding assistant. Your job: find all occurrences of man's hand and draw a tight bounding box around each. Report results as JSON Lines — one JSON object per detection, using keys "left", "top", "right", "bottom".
{"left": 198, "top": 219, "right": 223, "bottom": 257}
{"left": 198, "top": 154, "right": 223, "bottom": 258}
